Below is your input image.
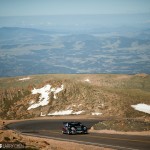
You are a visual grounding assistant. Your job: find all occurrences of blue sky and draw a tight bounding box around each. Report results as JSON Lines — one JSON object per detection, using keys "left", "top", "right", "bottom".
{"left": 0, "top": 0, "right": 150, "bottom": 16}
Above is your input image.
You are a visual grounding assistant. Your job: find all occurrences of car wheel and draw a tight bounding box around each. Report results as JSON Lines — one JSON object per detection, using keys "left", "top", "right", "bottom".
{"left": 67, "top": 130, "right": 71, "bottom": 135}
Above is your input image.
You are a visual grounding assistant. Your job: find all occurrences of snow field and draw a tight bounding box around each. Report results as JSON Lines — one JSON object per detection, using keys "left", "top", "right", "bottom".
{"left": 28, "top": 84, "right": 64, "bottom": 110}
{"left": 131, "top": 103, "right": 150, "bottom": 114}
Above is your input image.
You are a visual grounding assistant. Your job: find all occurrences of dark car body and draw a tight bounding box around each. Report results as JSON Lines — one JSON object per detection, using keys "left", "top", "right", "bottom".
{"left": 62, "top": 122, "right": 88, "bottom": 134}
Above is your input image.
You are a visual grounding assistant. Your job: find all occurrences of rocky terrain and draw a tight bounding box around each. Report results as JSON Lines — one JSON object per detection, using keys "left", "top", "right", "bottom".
{"left": 93, "top": 118, "right": 150, "bottom": 132}
{"left": 0, "top": 74, "right": 149, "bottom": 121}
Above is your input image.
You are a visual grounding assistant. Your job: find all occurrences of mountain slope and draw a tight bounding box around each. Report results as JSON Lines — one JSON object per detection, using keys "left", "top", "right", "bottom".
{"left": 0, "top": 74, "right": 150, "bottom": 119}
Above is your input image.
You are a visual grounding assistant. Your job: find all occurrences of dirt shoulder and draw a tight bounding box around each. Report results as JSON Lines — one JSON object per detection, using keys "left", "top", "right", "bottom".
{"left": 0, "top": 129, "right": 111, "bottom": 150}
{"left": 89, "top": 128, "right": 150, "bottom": 136}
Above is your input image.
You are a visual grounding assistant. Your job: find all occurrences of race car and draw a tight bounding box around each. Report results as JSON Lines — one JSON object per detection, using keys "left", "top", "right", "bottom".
{"left": 62, "top": 122, "right": 88, "bottom": 134}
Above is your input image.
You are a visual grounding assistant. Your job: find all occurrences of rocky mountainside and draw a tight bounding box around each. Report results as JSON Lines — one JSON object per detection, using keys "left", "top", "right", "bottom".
{"left": 0, "top": 74, "right": 150, "bottom": 119}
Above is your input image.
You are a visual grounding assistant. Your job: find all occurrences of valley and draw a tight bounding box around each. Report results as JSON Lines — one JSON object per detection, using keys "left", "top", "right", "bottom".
{"left": 0, "top": 27, "right": 150, "bottom": 76}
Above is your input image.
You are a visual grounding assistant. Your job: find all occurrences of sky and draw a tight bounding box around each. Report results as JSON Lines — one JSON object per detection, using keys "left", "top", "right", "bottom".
{"left": 0, "top": 0, "right": 150, "bottom": 16}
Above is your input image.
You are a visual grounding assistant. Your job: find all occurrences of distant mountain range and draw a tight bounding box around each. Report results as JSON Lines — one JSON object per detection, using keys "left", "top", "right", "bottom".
{"left": 0, "top": 26, "right": 150, "bottom": 76}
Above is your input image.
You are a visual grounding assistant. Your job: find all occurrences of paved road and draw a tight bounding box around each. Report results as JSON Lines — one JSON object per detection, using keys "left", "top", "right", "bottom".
{"left": 7, "top": 119, "right": 150, "bottom": 150}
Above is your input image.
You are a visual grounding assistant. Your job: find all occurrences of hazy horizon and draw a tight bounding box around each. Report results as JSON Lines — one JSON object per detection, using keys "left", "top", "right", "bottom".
{"left": 0, "top": 0, "right": 150, "bottom": 16}
{"left": 0, "top": 13, "right": 150, "bottom": 29}
{"left": 0, "top": 0, "right": 150, "bottom": 29}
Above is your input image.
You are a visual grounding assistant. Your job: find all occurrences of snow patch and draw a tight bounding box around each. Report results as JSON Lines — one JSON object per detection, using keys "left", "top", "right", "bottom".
{"left": 28, "top": 84, "right": 51, "bottom": 110}
{"left": 27, "top": 84, "right": 64, "bottom": 110}
{"left": 51, "top": 84, "right": 64, "bottom": 99}
{"left": 48, "top": 110, "right": 73, "bottom": 116}
{"left": 29, "top": 100, "right": 35, "bottom": 105}
{"left": 73, "top": 110, "right": 85, "bottom": 115}
{"left": 131, "top": 103, "right": 150, "bottom": 114}
{"left": 48, "top": 110, "right": 84, "bottom": 116}
{"left": 19, "top": 77, "right": 30, "bottom": 81}
{"left": 84, "top": 78, "right": 90, "bottom": 82}
{"left": 40, "top": 112, "right": 46, "bottom": 117}
{"left": 92, "top": 112, "right": 102, "bottom": 115}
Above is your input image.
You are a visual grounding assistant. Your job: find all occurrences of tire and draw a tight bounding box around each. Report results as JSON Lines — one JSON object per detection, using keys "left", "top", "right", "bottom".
{"left": 67, "top": 130, "right": 71, "bottom": 135}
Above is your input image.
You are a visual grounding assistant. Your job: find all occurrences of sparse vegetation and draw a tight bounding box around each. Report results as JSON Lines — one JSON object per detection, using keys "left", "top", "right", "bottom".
{"left": 0, "top": 74, "right": 150, "bottom": 122}
{"left": 4, "top": 136, "right": 11, "bottom": 141}
{"left": 93, "top": 119, "right": 150, "bottom": 132}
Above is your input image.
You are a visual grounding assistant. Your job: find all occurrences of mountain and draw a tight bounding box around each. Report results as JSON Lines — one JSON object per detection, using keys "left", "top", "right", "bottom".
{"left": 0, "top": 27, "right": 53, "bottom": 43}
{"left": 0, "top": 27, "right": 150, "bottom": 76}
{"left": 0, "top": 27, "right": 46, "bottom": 37}
{"left": 0, "top": 74, "right": 150, "bottom": 120}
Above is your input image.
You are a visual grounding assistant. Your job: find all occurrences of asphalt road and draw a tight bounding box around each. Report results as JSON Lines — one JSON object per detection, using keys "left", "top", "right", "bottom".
{"left": 7, "top": 119, "right": 150, "bottom": 150}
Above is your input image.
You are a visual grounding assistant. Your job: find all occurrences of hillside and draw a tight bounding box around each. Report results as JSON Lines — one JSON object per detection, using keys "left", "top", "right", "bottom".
{"left": 0, "top": 74, "right": 150, "bottom": 120}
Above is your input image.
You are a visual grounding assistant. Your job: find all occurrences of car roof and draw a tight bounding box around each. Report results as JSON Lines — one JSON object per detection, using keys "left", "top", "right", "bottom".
{"left": 63, "top": 122, "right": 81, "bottom": 125}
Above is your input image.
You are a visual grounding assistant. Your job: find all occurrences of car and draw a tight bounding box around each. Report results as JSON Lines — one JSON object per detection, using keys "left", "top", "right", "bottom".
{"left": 62, "top": 122, "right": 88, "bottom": 135}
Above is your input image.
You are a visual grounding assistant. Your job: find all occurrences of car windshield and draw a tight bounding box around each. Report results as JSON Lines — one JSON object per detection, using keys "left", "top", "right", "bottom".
{"left": 69, "top": 122, "right": 81, "bottom": 126}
